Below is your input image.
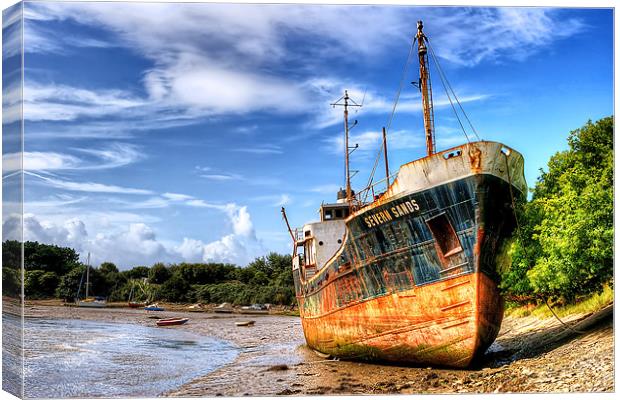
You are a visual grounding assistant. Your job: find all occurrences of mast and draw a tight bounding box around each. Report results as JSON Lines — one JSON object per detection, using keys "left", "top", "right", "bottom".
{"left": 331, "top": 90, "right": 361, "bottom": 203}
{"left": 85, "top": 252, "right": 90, "bottom": 299}
{"left": 382, "top": 127, "right": 390, "bottom": 187}
{"left": 416, "top": 20, "right": 436, "bottom": 156}
{"left": 343, "top": 91, "right": 352, "bottom": 201}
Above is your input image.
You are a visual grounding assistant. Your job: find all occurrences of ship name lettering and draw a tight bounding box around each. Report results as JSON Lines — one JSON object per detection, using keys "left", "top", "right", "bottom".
{"left": 363, "top": 200, "right": 420, "bottom": 228}
{"left": 391, "top": 200, "right": 420, "bottom": 218}
{"left": 364, "top": 209, "right": 393, "bottom": 228}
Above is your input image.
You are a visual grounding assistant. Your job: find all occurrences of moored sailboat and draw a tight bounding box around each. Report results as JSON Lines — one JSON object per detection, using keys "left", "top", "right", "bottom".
{"left": 282, "top": 21, "right": 526, "bottom": 367}
{"left": 76, "top": 253, "right": 107, "bottom": 308}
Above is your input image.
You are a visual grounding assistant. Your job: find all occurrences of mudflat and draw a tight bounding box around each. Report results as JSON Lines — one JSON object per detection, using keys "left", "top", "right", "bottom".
{"left": 19, "top": 303, "right": 613, "bottom": 396}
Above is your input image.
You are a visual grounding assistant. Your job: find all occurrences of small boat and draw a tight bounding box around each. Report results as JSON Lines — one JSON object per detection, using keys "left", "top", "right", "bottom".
{"left": 77, "top": 297, "right": 107, "bottom": 308}
{"left": 235, "top": 320, "right": 255, "bottom": 327}
{"left": 76, "top": 254, "right": 107, "bottom": 308}
{"left": 239, "top": 304, "right": 269, "bottom": 315}
{"left": 156, "top": 317, "right": 189, "bottom": 327}
{"left": 214, "top": 302, "right": 234, "bottom": 313}
{"left": 127, "top": 285, "right": 146, "bottom": 308}
{"left": 144, "top": 303, "right": 164, "bottom": 311}
{"left": 188, "top": 303, "right": 204, "bottom": 312}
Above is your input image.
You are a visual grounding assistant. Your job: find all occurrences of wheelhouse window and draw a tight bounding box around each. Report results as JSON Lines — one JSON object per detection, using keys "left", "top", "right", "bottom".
{"left": 425, "top": 213, "right": 462, "bottom": 257}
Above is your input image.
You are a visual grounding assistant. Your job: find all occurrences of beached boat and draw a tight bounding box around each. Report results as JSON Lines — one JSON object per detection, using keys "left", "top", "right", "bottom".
{"left": 144, "top": 304, "right": 165, "bottom": 311}
{"left": 235, "top": 320, "right": 256, "bottom": 327}
{"left": 76, "top": 253, "right": 107, "bottom": 308}
{"left": 214, "top": 302, "right": 234, "bottom": 313}
{"left": 282, "top": 21, "right": 526, "bottom": 368}
{"left": 156, "top": 317, "right": 189, "bottom": 327}
{"left": 127, "top": 285, "right": 146, "bottom": 308}
{"left": 239, "top": 304, "right": 269, "bottom": 315}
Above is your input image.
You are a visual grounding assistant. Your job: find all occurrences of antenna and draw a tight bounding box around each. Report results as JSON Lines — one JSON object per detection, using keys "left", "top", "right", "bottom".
{"left": 331, "top": 90, "right": 362, "bottom": 203}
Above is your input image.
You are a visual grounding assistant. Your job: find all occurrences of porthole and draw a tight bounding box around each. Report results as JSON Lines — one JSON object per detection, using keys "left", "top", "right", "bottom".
{"left": 337, "top": 239, "right": 342, "bottom": 244}
{"left": 319, "top": 241, "right": 324, "bottom": 246}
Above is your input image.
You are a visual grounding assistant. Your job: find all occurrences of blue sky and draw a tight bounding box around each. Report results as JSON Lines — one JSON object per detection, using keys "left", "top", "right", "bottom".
{"left": 2, "top": 2, "right": 613, "bottom": 269}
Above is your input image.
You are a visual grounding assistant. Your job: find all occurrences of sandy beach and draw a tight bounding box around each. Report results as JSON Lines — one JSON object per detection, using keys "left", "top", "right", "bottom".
{"left": 18, "top": 301, "right": 613, "bottom": 396}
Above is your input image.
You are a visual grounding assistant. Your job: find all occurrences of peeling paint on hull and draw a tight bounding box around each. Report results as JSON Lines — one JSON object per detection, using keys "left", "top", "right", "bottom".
{"left": 293, "top": 142, "right": 526, "bottom": 368}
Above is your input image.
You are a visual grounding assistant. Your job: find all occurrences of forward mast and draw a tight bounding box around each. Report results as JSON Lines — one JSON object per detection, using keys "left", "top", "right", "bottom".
{"left": 416, "top": 20, "right": 436, "bottom": 156}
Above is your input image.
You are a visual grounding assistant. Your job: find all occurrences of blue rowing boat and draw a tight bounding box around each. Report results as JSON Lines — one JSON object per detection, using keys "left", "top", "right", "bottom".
{"left": 144, "top": 303, "right": 164, "bottom": 311}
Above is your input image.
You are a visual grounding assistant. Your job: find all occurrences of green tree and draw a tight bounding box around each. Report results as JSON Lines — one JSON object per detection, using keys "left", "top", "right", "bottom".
{"left": 502, "top": 116, "right": 613, "bottom": 302}
{"left": 24, "top": 242, "right": 80, "bottom": 276}
{"left": 56, "top": 266, "right": 86, "bottom": 301}
{"left": 149, "top": 262, "right": 171, "bottom": 284}
{"left": 25, "top": 270, "right": 46, "bottom": 299}
{"left": 99, "top": 262, "right": 119, "bottom": 275}
{"left": 2, "top": 267, "right": 21, "bottom": 298}
{"left": 123, "top": 266, "right": 149, "bottom": 280}
{"left": 157, "top": 273, "right": 191, "bottom": 302}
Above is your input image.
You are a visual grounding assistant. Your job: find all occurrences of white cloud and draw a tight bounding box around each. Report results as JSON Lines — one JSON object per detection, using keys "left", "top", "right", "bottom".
{"left": 144, "top": 53, "right": 306, "bottom": 115}
{"left": 2, "top": 3, "right": 23, "bottom": 60}
{"left": 3, "top": 143, "right": 143, "bottom": 173}
{"left": 162, "top": 192, "right": 194, "bottom": 201}
{"left": 307, "top": 77, "right": 490, "bottom": 129}
{"left": 233, "top": 144, "right": 283, "bottom": 154}
{"left": 26, "top": 171, "right": 154, "bottom": 195}
{"left": 199, "top": 173, "right": 244, "bottom": 181}
{"left": 20, "top": 4, "right": 583, "bottom": 131}
{"left": 23, "top": 82, "right": 145, "bottom": 122}
{"left": 4, "top": 151, "right": 79, "bottom": 172}
{"left": 8, "top": 202, "right": 265, "bottom": 267}
{"left": 426, "top": 8, "right": 585, "bottom": 67}
{"left": 73, "top": 143, "right": 144, "bottom": 169}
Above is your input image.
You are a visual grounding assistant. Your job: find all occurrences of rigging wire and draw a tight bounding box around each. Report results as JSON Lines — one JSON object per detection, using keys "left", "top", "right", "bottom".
{"left": 364, "top": 37, "right": 417, "bottom": 201}
{"left": 427, "top": 39, "right": 481, "bottom": 142}
{"left": 426, "top": 40, "right": 471, "bottom": 144}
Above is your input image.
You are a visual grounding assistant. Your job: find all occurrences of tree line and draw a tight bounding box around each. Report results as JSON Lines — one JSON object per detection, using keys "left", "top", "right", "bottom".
{"left": 2, "top": 242, "right": 295, "bottom": 306}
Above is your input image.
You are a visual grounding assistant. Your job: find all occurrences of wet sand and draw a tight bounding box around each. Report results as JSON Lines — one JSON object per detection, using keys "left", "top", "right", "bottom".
{"left": 20, "top": 302, "right": 613, "bottom": 396}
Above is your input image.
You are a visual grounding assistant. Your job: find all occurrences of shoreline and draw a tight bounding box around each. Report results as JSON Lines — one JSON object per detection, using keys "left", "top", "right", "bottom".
{"left": 15, "top": 301, "right": 615, "bottom": 395}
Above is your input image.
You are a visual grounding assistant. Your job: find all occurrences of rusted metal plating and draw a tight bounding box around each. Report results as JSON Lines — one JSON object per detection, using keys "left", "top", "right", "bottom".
{"left": 290, "top": 142, "right": 526, "bottom": 367}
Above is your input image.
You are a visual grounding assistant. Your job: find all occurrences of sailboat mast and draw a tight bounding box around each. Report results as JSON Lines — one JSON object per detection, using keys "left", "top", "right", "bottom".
{"left": 343, "top": 90, "right": 352, "bottom": 201}
{"left": 416, "top": 20, "right": 436, "bottom": 156}
{"left": 85, "top": 252, "right": 90, "bottom": 299}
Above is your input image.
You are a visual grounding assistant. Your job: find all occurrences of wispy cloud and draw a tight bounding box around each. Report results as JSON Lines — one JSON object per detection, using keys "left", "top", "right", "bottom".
{"left": 200, "top": 173, "right": 244, "bottom": 181}
{"left": 162, "top": 192, "right": 194, "bottom": 201}
{"left": 73, "top": 143, "right": 145, "bottom": 169}
{"left": 427, "top": 8, "right": 585, "bottom": 66}
{"left": 21, "top": 3, "right": 583, "bottom": 135}
{"left": 233, "top": 144, "right": 283, "bottom": 155}
{"left": 23, "top": 82, "right": 145, "bottom": 122}
{"left": 307, "top": 78, "right": 490, "bottom": 129}
{"left": 251, "top": 193, "right": 291, "bottom": 206}
{"left": 26, "top": 171, "right": 154, "bottom": 195}
{"left": 4, "top": 151, "right": 80, "bottom": 172}
{"left": 3, "top": 143, "right": 144, "bottom": 173}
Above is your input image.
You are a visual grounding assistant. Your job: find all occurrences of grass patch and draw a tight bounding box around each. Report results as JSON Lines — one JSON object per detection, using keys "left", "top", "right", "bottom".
{"left": 505, "top": 285, "right": 614, "bottom": 319}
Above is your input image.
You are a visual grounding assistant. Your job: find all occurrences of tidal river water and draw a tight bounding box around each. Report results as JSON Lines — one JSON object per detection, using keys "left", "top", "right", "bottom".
{"left": 23, "top": 317, "right": 239, "bottom": 398}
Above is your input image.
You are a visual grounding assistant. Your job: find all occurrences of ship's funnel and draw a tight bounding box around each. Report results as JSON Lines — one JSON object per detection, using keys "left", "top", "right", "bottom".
{"left": 336, "top": 188, "right": 354, "bottom": 203}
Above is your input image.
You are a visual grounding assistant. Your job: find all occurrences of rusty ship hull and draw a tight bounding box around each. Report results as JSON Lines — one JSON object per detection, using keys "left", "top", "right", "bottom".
{"left": 292, "top": 141, "right": 526, "bottom": 367}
